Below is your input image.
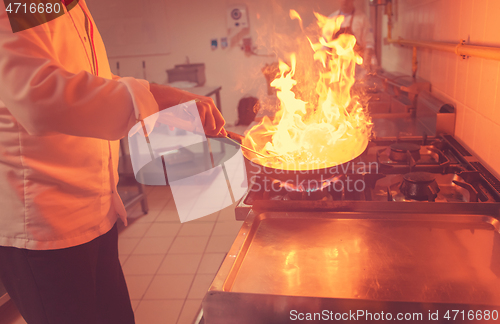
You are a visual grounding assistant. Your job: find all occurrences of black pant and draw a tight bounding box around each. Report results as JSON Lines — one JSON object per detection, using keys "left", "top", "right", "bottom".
{"left": 0, "top": 223, "right": 134, "bottom": 324}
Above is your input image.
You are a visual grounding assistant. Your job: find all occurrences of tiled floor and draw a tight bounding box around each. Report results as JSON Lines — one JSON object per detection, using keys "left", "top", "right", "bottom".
{"left": 0, "top": 185, "right": 243, "bottom": 324}
{"left": 120, "top": 185, "right": 242, "bottom": 324}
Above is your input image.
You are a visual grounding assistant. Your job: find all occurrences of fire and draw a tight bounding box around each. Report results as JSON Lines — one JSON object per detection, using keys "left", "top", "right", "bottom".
{"left": 243, "top": 10, "right": 372, "bottom": 171}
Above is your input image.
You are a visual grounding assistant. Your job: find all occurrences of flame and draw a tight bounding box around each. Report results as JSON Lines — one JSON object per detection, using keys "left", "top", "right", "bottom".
{"left": 243, "top": 10, "right": 372, "bottom": 170}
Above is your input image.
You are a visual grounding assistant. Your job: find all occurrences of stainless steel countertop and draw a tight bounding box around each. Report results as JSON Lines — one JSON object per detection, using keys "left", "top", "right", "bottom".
{"left": 203, "top": 209, "right": 500, "bottom": 323}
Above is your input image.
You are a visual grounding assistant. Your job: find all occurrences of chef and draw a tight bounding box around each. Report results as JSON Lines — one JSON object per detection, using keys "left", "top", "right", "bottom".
{"left": 0, "top": 0, "right": 225, "bottom": 323}
{"left": 328, "top": 0, "right": 375, "bottom": 73}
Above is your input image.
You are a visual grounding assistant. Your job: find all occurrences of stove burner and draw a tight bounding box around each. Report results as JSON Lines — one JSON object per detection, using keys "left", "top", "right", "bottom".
{"left": 280, "top": 177, "right": 334, "bottom": 201}
{"left": 280, "top": 178, "right": 333, "bottom": 192}
{"left": 400, "top": 172, "right": 440, "bottom": 201}
{"left": 389, "top": 143, "right": 421, "bottom": 162}
{"left": 284, "top": 189, "right": 332, "bottom": 201}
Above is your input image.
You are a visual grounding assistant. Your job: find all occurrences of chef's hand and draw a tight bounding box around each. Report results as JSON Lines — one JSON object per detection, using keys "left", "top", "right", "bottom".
{"left": 149, "top": 83, "right": 226, "bottom": 137}
{"left": 187, "top": 95, "right": 227, "bottom": 137}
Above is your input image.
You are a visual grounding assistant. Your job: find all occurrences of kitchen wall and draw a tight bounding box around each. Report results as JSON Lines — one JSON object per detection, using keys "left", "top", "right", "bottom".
{"left": 86, "top": 0, "right": 372, "bottom": 127}
{"left": 380, "top": 0, "right": 500, "bottom": 175}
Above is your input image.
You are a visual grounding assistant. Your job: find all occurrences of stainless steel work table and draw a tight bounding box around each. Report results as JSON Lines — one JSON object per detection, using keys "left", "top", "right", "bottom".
{"left": 202, "top": 204, "right": 500, "bottom": 323}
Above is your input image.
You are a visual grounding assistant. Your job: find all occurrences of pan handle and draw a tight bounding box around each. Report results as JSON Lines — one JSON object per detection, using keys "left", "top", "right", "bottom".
{"left": 209, "top": 130, "right": 270, "bottom": 158}
{"left": 206, "top": 130, "right": 244, "bottom": 144}
{"left": 225, "top": 130, "right": 244, "bottom": 144}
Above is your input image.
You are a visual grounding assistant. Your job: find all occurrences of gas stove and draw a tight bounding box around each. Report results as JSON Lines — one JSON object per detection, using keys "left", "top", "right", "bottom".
{"left": 236, "top": 134, "right": 500, "bottom": 219}
{"left": 203, "top": 134, "right": 500, "bottom": 324}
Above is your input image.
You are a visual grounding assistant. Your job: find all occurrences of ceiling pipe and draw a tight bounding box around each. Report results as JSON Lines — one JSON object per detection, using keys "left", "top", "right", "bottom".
{"left": 385, "top": 2, "right": 500, "bottom": 63}
{"left": 388, "top": 38, "right": 500, "bottom": 62}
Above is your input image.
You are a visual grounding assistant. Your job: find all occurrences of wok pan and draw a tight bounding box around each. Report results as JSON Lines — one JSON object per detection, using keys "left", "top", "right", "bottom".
{"left": 224, "top": 130, "right": 369, "bottom": 187}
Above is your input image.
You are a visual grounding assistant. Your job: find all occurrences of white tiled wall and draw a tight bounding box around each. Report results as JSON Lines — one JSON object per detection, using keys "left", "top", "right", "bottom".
{"left": 381, "top": 0, "right": 500, "bottom": 175}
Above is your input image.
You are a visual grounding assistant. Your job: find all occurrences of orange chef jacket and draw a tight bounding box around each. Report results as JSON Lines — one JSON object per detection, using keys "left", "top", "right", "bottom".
{"left": 0, "top": 0, "right": 159, "bottom": 249}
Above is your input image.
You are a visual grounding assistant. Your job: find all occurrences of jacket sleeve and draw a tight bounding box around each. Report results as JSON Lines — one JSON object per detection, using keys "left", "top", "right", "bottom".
{"left": 0, "top": 7, "right": 158, "bottom": 141}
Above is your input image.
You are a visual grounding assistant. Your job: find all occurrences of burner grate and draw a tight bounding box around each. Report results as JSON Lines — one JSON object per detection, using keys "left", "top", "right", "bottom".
{"left": 470, "top": 162, "right": 500, "bottom": 195}
{"left": 443, "top": 135, "right": 472, "bottom": 156}
{"left": 238, "top": 137, "right": 500, "bottom": 213}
